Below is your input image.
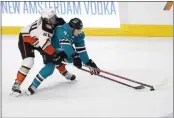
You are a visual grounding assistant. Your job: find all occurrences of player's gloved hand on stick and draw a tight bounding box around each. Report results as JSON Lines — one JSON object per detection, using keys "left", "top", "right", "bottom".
{"left": 52, "top": 53, "right": 62, "bottom": 65}
{"left": 72, "top": 53, "right": 82, "bottom": 68}
{"left": 41, "top": 52, "right": 61, "bottom": 64}
{"left": 85, "top": 59, "right": 100, "bottom": 75}
{"left": 51, "top": 51, "right": 68, "bottom": 65}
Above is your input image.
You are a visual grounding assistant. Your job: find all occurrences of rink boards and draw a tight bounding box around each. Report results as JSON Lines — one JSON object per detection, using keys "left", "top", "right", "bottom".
{"left": 1, "top": 1, "right": 173, "bottom": 37}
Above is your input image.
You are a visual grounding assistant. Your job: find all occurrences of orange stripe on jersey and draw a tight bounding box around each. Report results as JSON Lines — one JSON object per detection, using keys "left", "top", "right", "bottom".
{"left": 44, "top": 45, "right": 55, "bottom": 55}
{"left": 16, "top": 72, "right": 26, "bottom": 84}
{"left": 23, "top": 36, "right": 38, "bottom": 45}
{"left": 56, "top": 64, "right": 66, "bottom": 72}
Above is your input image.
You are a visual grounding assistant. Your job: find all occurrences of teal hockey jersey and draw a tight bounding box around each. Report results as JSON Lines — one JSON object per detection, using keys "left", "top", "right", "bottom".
{"left": 51, "top": 23, "right": 90, "bottom": 64}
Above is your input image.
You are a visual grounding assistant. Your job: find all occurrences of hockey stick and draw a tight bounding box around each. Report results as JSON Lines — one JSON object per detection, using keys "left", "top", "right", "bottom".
{"left": 62, "top": 61, "right": 145, "bottom": 90}
{"left": 62, "top": 61, "right": 167, "bottom": 91}
{"left": 83, "top": 65, "right": 168, "bottom": 91}
{"left": 80, "top": 68, "right": 145, "bottom": 90}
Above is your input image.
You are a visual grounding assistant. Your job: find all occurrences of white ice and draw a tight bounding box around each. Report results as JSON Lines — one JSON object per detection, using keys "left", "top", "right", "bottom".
{"left": 2, "top": 35, "right": 173, "bottom": 117}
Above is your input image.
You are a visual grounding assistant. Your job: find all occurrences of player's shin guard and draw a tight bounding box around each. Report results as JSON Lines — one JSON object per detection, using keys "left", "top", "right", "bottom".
{"left": 26, "top": 63, "right": 55, "bottom": 95}
{"left": 11, "top": 66, "right": 31, "bottom": 96}
{"left": 56, "top": 64, "right": 76, "bottom": 81}
{"left": 15, "top": 66, "right": 30, "bottom": 83}
{"left": 11, "top": 58, "right": 34, "bottom": 96}
{"left": 15, "top": 58, "right": 34, "bottom": 84}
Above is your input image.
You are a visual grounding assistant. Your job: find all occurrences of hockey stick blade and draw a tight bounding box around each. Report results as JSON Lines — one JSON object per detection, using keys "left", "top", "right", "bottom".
{"left": 140, "top": 78, "right": 169, "bottom": 91}
{"left": 134, "top": 85, "right": 145, "bottom": 89}
{"left": 132, "top": 78, "right": 167, "bottom": 91}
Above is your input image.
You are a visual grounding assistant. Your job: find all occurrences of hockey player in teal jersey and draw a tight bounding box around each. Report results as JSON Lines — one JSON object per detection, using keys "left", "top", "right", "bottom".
{"left": 26, "top": 18, "right": 100, "bottom": 95}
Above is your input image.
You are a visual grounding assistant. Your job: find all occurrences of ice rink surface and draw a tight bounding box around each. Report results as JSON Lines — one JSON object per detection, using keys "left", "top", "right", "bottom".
{"left": 2, "top": 35, "right": 173, "bottom": 117}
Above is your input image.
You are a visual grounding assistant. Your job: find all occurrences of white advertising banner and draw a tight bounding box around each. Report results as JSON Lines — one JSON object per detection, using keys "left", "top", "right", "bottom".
{"left": 1, "top": 1, "right": 120, "bottom": 28}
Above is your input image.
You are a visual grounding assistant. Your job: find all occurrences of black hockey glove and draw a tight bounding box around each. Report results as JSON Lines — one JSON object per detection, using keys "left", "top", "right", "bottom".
{"left": 72, "top": 53, "right": 82, "bottom": 68}
{"left": 85, "top": 59, "right": 100, "bottom": 75}
{"left": 52, "top": 51, "right": 69, "bottom": 65}
{"left": 51, "top": 53, "right": 63, "bottom": 65}
{"left": 42, "top": 52, "right": 62, "bottom": 65}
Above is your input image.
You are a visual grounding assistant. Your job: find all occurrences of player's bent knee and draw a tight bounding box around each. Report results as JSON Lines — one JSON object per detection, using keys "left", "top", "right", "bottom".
{"left": 22, "top": 57, "right": 34, "bottom": 68}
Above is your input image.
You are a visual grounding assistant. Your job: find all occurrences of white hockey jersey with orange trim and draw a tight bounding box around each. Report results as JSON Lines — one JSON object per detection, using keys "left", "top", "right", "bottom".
{"left": 20, "top": 17, "right": 55, "bottom": 55}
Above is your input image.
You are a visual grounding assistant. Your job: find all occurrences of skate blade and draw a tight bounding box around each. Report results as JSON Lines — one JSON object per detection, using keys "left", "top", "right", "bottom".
{"left": 10, "top": 91, "right": 21, "bottom": 97}
{"left": 24, "top": 90, "right": 32, "bottom": 96}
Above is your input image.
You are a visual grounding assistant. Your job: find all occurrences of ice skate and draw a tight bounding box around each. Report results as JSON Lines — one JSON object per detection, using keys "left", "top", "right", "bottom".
{"left": 10, "top": 82, "right": 21, "bottom": 97}
{"left": 25, "top": 84, "right": 37, "bottom": 96}
{"left": 61, "top": 71, "right": 76, "bottom": 81}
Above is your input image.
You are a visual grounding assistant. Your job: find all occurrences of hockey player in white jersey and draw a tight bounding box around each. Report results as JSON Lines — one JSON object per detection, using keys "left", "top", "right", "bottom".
{"left": 10, "top": 8, "right": 74, "bottom": 96}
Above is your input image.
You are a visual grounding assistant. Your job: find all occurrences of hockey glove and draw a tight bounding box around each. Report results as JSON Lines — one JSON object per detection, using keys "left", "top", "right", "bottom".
{"left": 72, "top": 53, "right": 82, "bottom": 68}
{"left": 85, "top": 59, "right": 100, "bottom": 75}
{"left": 52, "top": 53, "right": 62, "bottom": 65}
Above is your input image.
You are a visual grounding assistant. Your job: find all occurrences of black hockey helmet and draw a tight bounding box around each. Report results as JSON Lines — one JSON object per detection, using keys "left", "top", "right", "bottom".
{"left": 69, "top": 18, "right": 83, "bottom": 30}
